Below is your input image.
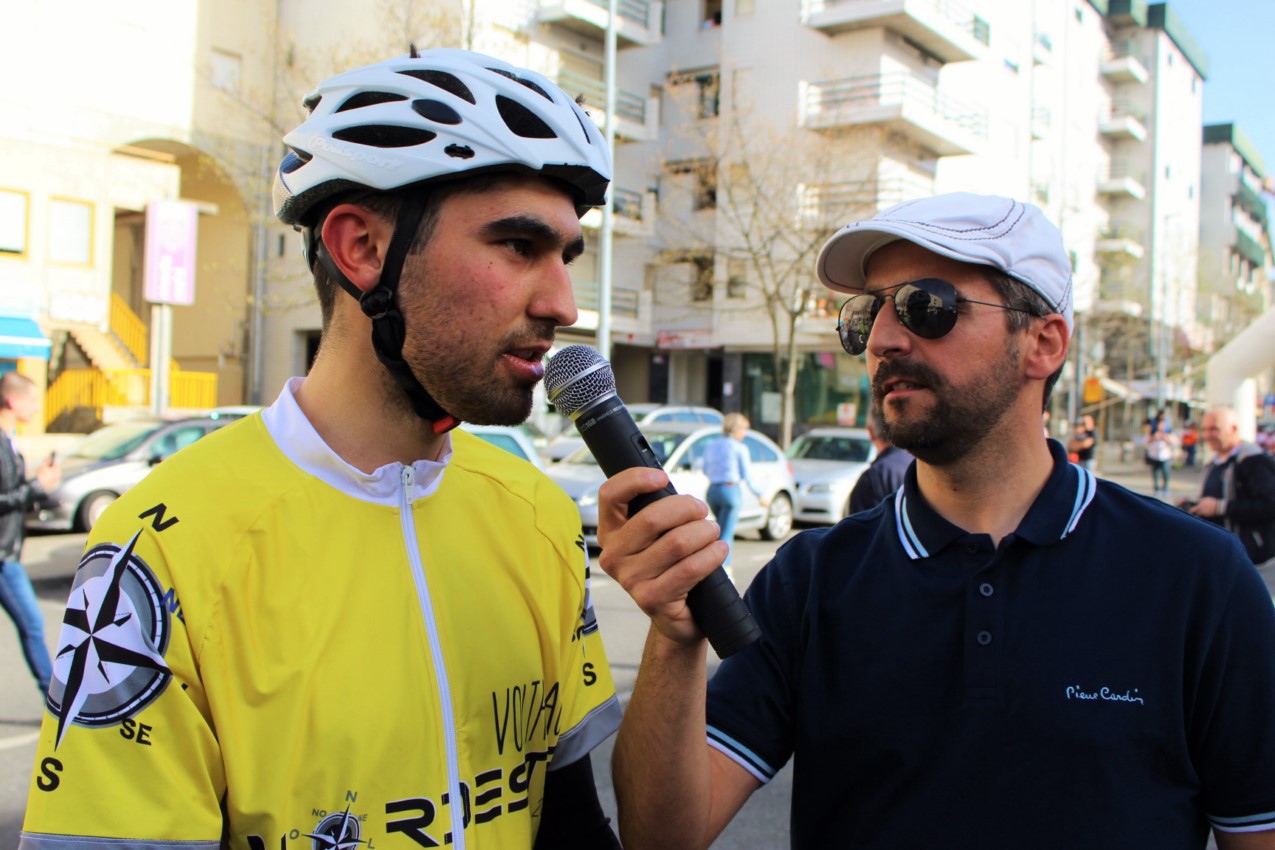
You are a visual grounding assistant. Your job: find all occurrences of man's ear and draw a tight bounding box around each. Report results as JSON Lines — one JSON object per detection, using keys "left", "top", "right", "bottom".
{"left": 319, "top": 203, "right": 394, "bottom": 294}
{"left": 1023, "top": 314, "right": 1070, "bottom": 381}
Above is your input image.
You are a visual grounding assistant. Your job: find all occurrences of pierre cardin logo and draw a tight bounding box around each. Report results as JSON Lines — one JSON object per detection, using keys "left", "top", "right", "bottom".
{"left": 1064, "top": 684, "right": 1145, "bottom": 706}
{"left": 47, "top": 531, "right": 172, "bottom": 748}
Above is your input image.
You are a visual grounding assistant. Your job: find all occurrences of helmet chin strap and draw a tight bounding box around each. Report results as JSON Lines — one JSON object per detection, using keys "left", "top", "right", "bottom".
{"left": 311, "top": 196, "right": 459, "bottom": 435}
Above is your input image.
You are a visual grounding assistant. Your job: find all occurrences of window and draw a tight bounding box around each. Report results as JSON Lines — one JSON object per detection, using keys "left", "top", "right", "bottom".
{"left": 692, "top": 255, "right": 714, "bottom": 301}
{"left": 667, "top": 159, "right": 718, "bottom": 210}
{"left": 702, "top": 0, "right": 722, "bottom": 28}
{"left": 0, "top": 189, "right": 28, "bottom": 256}
{"left": 727, "top": 258, "right": 748, "bottom": 298}
{"left": 48, "top": 198, "right": 93, "bottom": 265}
{"left": 669, "top": 69, "right": 720, "bottom": 119}
{"left": 211, "top": 48, "right": 242, "bottom": 94}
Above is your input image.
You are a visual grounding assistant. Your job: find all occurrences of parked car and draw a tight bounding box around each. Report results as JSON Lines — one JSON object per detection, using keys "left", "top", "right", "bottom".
{"left": 460, "top": 423, "right": 544, "bottom": 470}
{"left": 545, "top": 422, "right": 794, "bottom": 549}
{"left": 788, "top": 426, "right": 877, "bottom": 525}
{"left": 26, "top": 416, "right": 237, "bottom": 532}
{"left": 542, "top": 404, "right": 724, "bottom": 463}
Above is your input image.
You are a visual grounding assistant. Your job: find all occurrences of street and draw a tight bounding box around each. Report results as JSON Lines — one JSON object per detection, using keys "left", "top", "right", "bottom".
{"left": 0, "top": 452, "right": 1213, "bottom": 848}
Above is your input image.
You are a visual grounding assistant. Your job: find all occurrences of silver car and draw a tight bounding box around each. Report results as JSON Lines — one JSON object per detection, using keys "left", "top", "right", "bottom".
{"left": 546, "top": 422, "right": 795, "bottom": 549}
{"left": 788, "top": 427, "right": 877, "bottom": 525}
{"left": 26, "top": 416, "right": 235, "bottom": 532}
{"left": 460, "top": 423, "right": 544, "bottom": 470}
{"left": 542, "top": 404, "right": 724, "bottom": 464}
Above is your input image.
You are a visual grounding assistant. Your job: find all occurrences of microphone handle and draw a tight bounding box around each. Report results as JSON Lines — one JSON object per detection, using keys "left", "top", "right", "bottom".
{"left": 576, "top": 396, "right": 762, "bottom": 657}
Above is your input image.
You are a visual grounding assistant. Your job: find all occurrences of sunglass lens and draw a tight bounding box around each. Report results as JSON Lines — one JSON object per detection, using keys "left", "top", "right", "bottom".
{"left": 838, "top": 295, "right": 878, "bottom": 355}
{"left": 895, "top": 280, "right": 958, "bottom": 340}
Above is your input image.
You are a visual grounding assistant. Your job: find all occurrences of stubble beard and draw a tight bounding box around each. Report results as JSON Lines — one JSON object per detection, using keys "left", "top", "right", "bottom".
{"left": 872, "top": 343, "right": 1022, "bottom": 467}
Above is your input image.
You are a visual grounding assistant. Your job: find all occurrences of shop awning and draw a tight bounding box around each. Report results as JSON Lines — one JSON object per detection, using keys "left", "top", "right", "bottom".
{"left": 0, "top": 315, "right": 51, "bottom": 360}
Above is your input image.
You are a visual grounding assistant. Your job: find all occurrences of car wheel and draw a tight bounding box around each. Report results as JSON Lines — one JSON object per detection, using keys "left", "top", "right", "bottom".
{"left": 77, "top": 491, "right": 118, "bottom": 531}
{"left": 760, "top": 493, "right": 793, "bottom": 540}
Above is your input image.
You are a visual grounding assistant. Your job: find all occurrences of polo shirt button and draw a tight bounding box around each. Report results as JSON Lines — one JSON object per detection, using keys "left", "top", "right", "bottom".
{"left": 963, "top": 543, "right": 979, "bottom": 555}
{"left": 976, "top": 630, "right": 993, "bottom": 646}
{"left": 979, "top": 582, "right": 994, "bottom": 597}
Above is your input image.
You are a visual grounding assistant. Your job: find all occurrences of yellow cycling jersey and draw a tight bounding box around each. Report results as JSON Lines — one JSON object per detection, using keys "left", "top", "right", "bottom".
{"left": 21, "top": 380, "right": 620, "bottom": 850}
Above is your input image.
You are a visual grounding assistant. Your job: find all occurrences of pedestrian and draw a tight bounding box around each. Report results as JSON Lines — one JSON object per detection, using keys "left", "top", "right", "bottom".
{"left": 1183, "top": 406, "right": 1275, "bottom": 569}
{"left": 847, "top": 404, "right": 913, "bottom": 513}
{"left": 1066, "top": 416, "right": 1097, "bottom": 472}
{"left": 22, "top": 49, "right": 622, "bottom": 849}
{"left": 1181, "top": 420, "right": 1200, "bottom": 467}
{"left": 593, "top": 192, "right": 1275, "bottom": 849}
{"left": 0, "top": 372, "right": 60, "bottom": 697}
{"left": 701, "top": 413, "right": 767, "bottom": 578}
{"left": 1146, "top": 420, "right": 1175, "bottom": 497}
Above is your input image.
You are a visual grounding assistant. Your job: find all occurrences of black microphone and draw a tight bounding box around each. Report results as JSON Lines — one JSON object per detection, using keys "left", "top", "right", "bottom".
{"left": 545, "top": 344, "right": 761, "bottom": 658}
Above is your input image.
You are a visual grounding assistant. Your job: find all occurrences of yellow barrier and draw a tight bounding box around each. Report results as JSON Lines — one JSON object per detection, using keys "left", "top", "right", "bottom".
{"left": 46, "top": 366, "right": 218, "bottom": 427}
{"left": 110, "top": 293, "right": 149, "bottom": 365}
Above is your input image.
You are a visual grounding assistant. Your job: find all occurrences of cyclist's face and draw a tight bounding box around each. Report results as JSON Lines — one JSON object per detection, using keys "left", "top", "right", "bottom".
{"left": 398, "top": 176, "right": 583, "bottom": 425}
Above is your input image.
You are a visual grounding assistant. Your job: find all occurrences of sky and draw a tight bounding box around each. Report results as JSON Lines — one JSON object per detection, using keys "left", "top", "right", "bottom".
{"left": 1167, "top": 0, "right": 1275, "bottom": 183}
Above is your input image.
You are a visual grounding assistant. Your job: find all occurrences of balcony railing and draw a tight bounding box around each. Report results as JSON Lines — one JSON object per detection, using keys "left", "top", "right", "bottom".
{"left": 537, "top": 0, "right": 663, "bottom": 46}
{"left": 796, "top": 175, "right": 934, "bottom": 227}
{"left": 801, "top": 72, "right": 987, "bottom": 156}
{"left": 800, "top": 0, "right": 989, "bottom": 63}
{"left": 556, "top": 70, "right": 649, "bottom": 128}
{"left": 1097, "top": 161, "right": 1146, "bottom": 199}
{"left": 1098, "top": 101, "right": 1148, "bottom": 141}
{"left": 572, "top": 279, "right": 642, "bottom": 318}
{"left": 46, "top": 365, "right": 218, "bottom": 427}
{"left": 109, "top": 293, "right": 148, "bottom": 364}
{"left": 1095, "top": 224, "right": 1145, "bottom": 260}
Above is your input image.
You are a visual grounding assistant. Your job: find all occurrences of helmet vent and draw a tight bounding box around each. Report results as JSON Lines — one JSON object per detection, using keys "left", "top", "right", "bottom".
{"left": 280, "top": 149, "right": 311, "bottom": 174}
{"left": 302, "top": 93, "right": 323, "bottom": 113}
{"left": 445, "top": 144, "right": 475, "bottom": 159}
{"left": 411, "top": 99, "right": 462, "bottom": 125}
{"left": 496, "top": 96, "right": 555, "bottom": 139}
{"left": 332, "top": 125, "right": 438, "bottom": 148}
{"left": 397, "top": 69, "right": 476, "bottom": 104}
{"left": 488, "top": 68, "right": 554, "bottom": 103}
{"left": 337, "top": 91, "right": 408, "bottom": 112}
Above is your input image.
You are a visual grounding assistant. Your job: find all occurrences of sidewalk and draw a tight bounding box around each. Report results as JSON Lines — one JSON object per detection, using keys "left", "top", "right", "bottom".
{"left": 1089, "top": 441, "right": 1204, "bottom": 504}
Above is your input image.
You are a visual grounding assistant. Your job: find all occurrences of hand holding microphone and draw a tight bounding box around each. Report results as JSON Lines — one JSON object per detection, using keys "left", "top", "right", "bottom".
{"left": 545, "top": 345, "right": 761, "bottom": 658}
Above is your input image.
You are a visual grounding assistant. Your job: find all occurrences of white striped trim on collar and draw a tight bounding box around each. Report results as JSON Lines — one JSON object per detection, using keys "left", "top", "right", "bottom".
{"left": 892, "top": 462, "right": 1098, "bottom": 559}
{"left": 894, "top": 487, "right": 928, "bottom": 559}
{"left": 1063, "top": 463, "right": 1097, "bottom": 538}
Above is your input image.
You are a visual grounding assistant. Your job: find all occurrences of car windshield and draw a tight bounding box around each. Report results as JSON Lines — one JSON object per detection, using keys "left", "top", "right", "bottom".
{"left": 70, "top": 422, "right": 163, "bottom": 461}
{"left": 561, "top": 429, "right": 690, "bottom": 467}
{"left": 789, "top": 435, "right": 872, "bottom": 463}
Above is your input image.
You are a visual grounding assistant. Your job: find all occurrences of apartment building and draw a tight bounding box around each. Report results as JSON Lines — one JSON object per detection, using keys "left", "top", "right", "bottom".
{"left": 1199, "top": 122, "right": 1272, "bottom": 347}
{"left": 2, "top": 0, "right": 1244, "bottom": 441}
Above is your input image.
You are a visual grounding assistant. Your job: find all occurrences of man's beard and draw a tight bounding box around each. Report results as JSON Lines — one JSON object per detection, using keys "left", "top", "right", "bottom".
{"left": 871, "top": 343, "right": 1022, "bottom": 466}
{"left": 384, "top": 323, "right": 556, "bottom": 427}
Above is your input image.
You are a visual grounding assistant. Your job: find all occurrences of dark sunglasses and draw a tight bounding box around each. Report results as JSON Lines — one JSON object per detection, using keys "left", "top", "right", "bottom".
{"left": 836, "top": 277, "right": 1038, "bottom": 355}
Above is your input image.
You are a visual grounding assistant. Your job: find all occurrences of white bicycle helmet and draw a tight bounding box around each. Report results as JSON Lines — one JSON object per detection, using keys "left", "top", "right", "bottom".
{"left": 273, "top": 47, "right": 612, "bottom": 226}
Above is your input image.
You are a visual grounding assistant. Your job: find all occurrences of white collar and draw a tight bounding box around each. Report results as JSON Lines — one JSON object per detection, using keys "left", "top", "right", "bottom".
{"left": 260, "top": 377, "right": 451, "bottom": 504}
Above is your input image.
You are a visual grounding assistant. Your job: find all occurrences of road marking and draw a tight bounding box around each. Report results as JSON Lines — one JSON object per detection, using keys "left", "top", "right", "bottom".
{"left": 0, "top": 730, "right": 40, "bottom": 751}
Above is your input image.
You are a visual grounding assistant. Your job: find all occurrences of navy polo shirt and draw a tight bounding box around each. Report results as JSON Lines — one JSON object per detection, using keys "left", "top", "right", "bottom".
{"left": 706, "top": 440, "right": 1275, "bottom": 848}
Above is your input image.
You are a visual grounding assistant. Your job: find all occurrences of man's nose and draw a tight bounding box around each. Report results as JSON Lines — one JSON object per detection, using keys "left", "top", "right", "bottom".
{"left": 866, "top": 298, "right": 912, "bottom": 359}
{"left": 533, "top": 260, "right": 579, "bottom": 328}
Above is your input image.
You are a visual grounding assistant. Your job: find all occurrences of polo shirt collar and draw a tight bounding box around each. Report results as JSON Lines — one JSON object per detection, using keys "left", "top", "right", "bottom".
{"left": 892, "top": 439, "right": 1096, "bottom": 560}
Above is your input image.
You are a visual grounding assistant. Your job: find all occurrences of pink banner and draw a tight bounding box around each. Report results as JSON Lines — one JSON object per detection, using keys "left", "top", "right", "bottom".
{"left": 144, "top": 200, "right": 198, "bottom": 306}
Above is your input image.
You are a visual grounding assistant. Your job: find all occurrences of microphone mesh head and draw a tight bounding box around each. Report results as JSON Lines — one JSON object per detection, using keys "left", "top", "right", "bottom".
{"left": 545, "top": 345, "right": 616, "bottom": 418}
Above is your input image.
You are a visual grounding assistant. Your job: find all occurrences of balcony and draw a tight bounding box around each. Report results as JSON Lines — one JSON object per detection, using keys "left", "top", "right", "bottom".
{"left": 800, "top": 0, "right": 989, "bottom": 64}
{"left": 571, "top": 279, "right": 647, "bottom": 327}
{"left": 800, "top": 72, "right": 987, "bottom": 156}
{"left": 556, "top": 70, "right": 659, "bottom": 141}
{"left": 1101, "top": 41, "right": 1149, "bottom": 85}
{"left": 1095, "top": 224, "right": 1145, "bottom": 259}
{"left": 1097, "top": 162, "right": 1146, "bottom": 199}
{"left": 796, "top": 175, "right": 934, "bottom": 227}
{"left": 1235, "top": 228, "right": 1268, "bottom": 268}
{"left": 1030, "top": 104, "right": 1050, "bottom": 140}
{"left": 1032, "top": 32, "right": 1053, "bottom": 66}
{"left": 1098, "top": 102, "right": 1147, "bottom": 142}
{"left": 537, "top": 0, "right": 663, "bottom": 46}
{"left": 580, "top": 186, "right": 657, "bottom": 237}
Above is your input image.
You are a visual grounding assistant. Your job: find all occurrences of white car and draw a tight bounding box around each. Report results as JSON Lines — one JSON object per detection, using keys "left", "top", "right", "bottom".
{"left": 546, "top": 422, "right": 794, "bottom": 549}
{"left": 542, "top": 404, "right": 724, "bottom": 464}
{"left": 788, "top": 427, "right": 877, "bottom": 524}
{"left": 460, "top": 423, "right": 544, "bottom": 470}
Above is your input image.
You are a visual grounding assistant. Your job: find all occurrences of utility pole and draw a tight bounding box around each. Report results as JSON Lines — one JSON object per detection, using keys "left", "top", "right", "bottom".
{"left": 596, "top": 0, "right": 618, "bottom": 360}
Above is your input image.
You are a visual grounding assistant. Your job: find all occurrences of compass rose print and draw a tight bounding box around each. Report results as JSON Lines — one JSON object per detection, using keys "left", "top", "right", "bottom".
{"left": 48, "top": 530, "right": 172, "bottom": 749}
{"left": 306, "top": 806, "right": 368, "bottom": 850}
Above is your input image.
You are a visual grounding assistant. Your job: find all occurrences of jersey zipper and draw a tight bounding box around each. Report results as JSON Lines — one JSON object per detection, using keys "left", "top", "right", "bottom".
{"left": 400, "top": 464, "right": 467, "bottom": 849}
